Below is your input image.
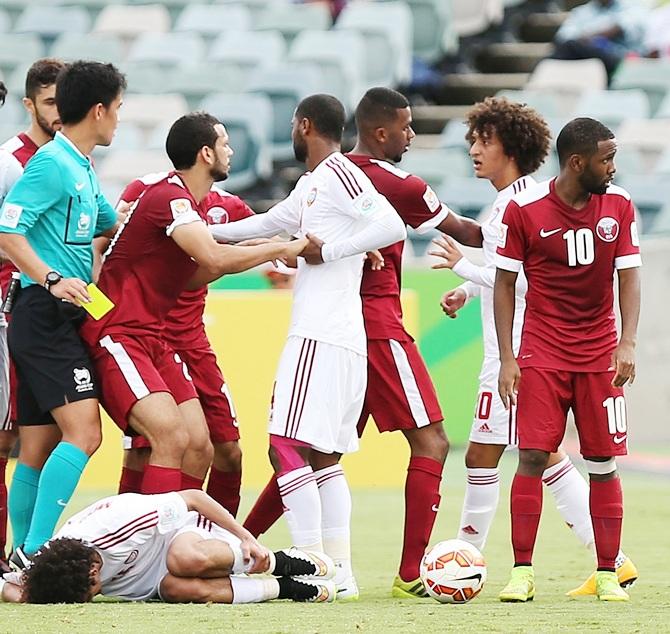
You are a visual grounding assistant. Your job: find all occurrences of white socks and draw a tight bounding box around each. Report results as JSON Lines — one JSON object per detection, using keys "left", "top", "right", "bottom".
{"left": 314, "top": 464, "right": 353, "bottom": 579}
{"left": 230, "top": 577, "right": 279, "bottom": 604}
{"left": 277, "top": 465, "right": 323, "bottom": 552}
{"left": 457, "top": 467, "right": 500, "bottom": 552}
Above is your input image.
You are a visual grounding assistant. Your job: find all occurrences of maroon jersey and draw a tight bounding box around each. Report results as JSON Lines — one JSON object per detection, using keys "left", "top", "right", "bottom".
{"left": 118, "top": 176, "right": 254, "bottom": 349}
{"left": 496, "top": 179, "right": 641, "bottom": 372}
{"left": 346, "top": 154, "right": 448, "bottom": 340}
{"left": 81, "top": 172, "right": 207, "bottom": 344}
{"left": 0, "top": 133, "right": 39, "bottom": 295}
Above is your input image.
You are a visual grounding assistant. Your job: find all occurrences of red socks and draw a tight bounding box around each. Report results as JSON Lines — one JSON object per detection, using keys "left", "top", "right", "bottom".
{"left": 206, "top": 467, "right": 242, "bottom": 517}
{"left": 0, "top": 457, "right": 7, "bottom": 561}
{"left": 399, "top": 456, "right": 443, "bottom": 582}
{"left": 510, "top": 473, "right": 543, "bottom": 565}
{"left": 141, "top": 464, "right": 182, "bottom": 494}
{"left": 118, "top": 467, "right": 143, "bottom": 494}
{"left": 590, "top": 477, "right": 623, "bottom": 570}
{"left": 243, "top": 475, "right": 283, "bottom": 537}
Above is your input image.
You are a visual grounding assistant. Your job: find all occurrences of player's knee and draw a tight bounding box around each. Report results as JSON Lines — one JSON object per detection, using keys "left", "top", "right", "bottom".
{"left": 465, "top": 443, "right": 501, "bottom": 469}
{"left": 0, "top": 430, "right": 17, "bottom": 457}
{"left": 65, "top": 428, "right": 102, "bottom": 457}
{"left": 518, "top": 449, "right": 550, "bottom": 474}
{"left": 407, "top": 424, "right": 449, "bottom": 463}
{"left": 155, "top": 425, "right": 190, "bottom": 457}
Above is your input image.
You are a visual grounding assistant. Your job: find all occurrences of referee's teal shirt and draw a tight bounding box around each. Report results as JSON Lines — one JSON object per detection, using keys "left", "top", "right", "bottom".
{"left": 0, "top": 131, "right": 117, "bottom": 287}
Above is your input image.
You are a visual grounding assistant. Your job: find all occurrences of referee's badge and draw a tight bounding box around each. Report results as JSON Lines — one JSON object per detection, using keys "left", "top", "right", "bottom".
{"left": 0, "top": 203, "right": 22, "bottom": 228}
{"left": 73, "top": 367, "right": 94, "bottom": 393}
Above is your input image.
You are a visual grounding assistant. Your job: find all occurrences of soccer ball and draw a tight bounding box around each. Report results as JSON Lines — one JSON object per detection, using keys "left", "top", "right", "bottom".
{"left": 419, "top": 539, "right": 487, "bottom": 604}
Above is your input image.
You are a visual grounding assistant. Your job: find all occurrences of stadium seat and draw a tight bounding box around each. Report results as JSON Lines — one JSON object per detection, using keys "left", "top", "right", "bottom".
{"left": 288, "top": 29, "right": 366, "bottom": 112}
{"left": 618, "top": 174, "right": 670, "bottom": 227}
{"left": 97, "top": 149, "right": 173, "bottom": 186}
{"left": 438, "top": 176, "right": 494, "bottom": 218}
{"left": 51, "top": 32, "right": 124, "bottom": 65}
{"left": 174, "top": 4, "right": 251, "bottom": 39}
{"left": 167, "top": 63, "right": 248, "bottom": 109}
{"left": 0, "top": 122, "right": 23, "bottom": 143}
{"left": 535, "top": 150, "right": 560, "bottom": 180}
{"left": 247, "top": 62, "right": 325, "bottom": 161}
{"left": 452, "top": 0, "right": 503, "bottom": 38}
{"left": 617, "top": 119, "right": 670, "bottom": 167}
{"left": 654, "top": 91, "right": 670, "bottom": 119}
{"left": 93, "top": 5, "right": 171, "bottom": 39}
{"left": 0, "top": 94, "right": 26, "bottom": 125}
{"left": 93, "top": 122, "right": 145, "bottom": 161}
{"left": 401, "top": 148, "right": 473, "bottom": 187}
{"left": 127, "top": 32, "right": 206, "bottom": 68}
{"left": 125, "top": 0, "right": 190, "bottom": 21}
{"left": 13, "top": 5, "right": 91, "bottom": 43}
{"left": 209, "top": 30, "right": 286, "bottom": 75}
{"left": 255, "top": 3, "right": 331, "bottom": 45}
{"left": 611, "top": 58, "right": 670, "bottom": 115}
{"left": 439, "top": 119, "right": 469, "bottom": 151}
{"left": 0, "top": 9, "right": 9, "bottom": 32}
{"left": 650, "top": 203, "right": 670, "bottom": 234}
{"left": 611, "top": 145, "right": 646, "bottom": 177}
{"left": 335, "top": 1, "right": 413, "bottom": 86}
{"left": 122, "top": 63, "right": 171, "bottom": 96}
{"left": 199, "top": 93, "right": 274, "bottom": 191}
{"left": 119, "top": 93, "right": 189, "bottom": 132}
{"left": 573, "top": 90, "right": 650, "bottom": 129}
{"left": 652, "top": 148, "right": 670, "bottom": 175}
{"left": 0, "top": 34, "right": 44, "bottom": 76}
{"left": 214, "top": 0, "right": 290, "bottom": 20}
{"left": 496, "top": 89, "right": 566, "bottom": 118}
{"left": 405, "top": 0, "right": 458, "bottom": 61}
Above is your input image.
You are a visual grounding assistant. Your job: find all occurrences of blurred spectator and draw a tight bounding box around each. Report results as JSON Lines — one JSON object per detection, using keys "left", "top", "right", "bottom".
{"left": 552, "top": 0, "right": 648, "bottom": 82}
{"left": 644, "top": 2, "right": 670, "bottom": 58}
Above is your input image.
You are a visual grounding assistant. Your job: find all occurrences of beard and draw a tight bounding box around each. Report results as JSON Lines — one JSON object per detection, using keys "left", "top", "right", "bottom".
{"left": 579, "top": 171, "right": 609, "bottom": 195}
{"left": 293, "top": 138, "right": 307, "bottom": 163}
{"left": 210, "top": 164, "right": 229, "bottom": 182}
{"left": 35, "top": 109, "right": 59, "bottom": 139}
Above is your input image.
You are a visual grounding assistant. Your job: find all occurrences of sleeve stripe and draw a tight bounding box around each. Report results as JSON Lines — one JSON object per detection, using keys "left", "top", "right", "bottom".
{"left": 326, "top": 162, "right": 356, "bottom": 199}
{"left": 329, "top": 156, "right": 363, "bottom": 196}
{"left": 495, "top": 253, "right": 523, "bottom": 272}
{"left": 614, "top": 253, "right": 642, "bottom": 269}
{"left": 414, "top": 205, "right": 449, "bottom": 234}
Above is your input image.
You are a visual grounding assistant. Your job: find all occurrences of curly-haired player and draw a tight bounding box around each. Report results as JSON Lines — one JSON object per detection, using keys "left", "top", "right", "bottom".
{"left": 1, "top": 490, "right": 336, "bottom": 604}
{"left": 430, "top": 97, "right": 637, "bottom": 596}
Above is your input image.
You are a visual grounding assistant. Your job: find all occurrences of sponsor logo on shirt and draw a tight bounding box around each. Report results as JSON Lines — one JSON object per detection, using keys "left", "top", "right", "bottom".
{"left": 306, "top": 187, "right": 318, "bottom": 207}
{"left": 595, "top": 216, "right": 619, "bottom": 242}
{"left": 477, "top": 422, "right": 493, "bottom": 433}
{"left": 76, "top": 212, "right": 91, "bottom": 238}
{"left": 422, "top": 186, "right": 440, "bottom": 213}
{"left": 75, "top": 182, "right": 86, "bottom": 191}
{"left": 73, "top": 367, "right": 94, "bottom": 393}
{"left": 207, "top": 206, "right": 229, "bottom": 224}
{"left": 124, "top": 549, "right": 139, "bottom": 565}
{"left": 0, "top": 203, "right": 23, "bottom": 229}
{"left": 169, "top": 198, "right": 194, "bottom": 220}
{"left": 539, "top": 227, "right": 561, "bottom": 238}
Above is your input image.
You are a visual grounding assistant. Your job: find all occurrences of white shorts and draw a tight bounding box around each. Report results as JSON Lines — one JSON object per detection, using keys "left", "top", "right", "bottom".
{"left": 268, "top": 336, "right": 366, "bottom": 454}
{"left": 468, "top": 357, "right": 517, "bottom": 446}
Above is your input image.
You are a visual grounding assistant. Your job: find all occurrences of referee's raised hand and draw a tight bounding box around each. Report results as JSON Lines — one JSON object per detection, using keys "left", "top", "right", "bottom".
{"left": 49, "top": 277, "right": 91, "bottom": 305}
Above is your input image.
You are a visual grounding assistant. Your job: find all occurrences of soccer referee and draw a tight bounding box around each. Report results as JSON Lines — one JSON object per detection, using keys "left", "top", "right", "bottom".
{"left": 0, "top": 61, "right": 125, "bottom": 560}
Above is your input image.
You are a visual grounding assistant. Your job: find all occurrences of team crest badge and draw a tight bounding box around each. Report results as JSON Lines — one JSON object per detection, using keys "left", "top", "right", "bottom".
{"left": 595, "top": 216, "right": 619, "bottom": 242}
{"left": 207, "top": 206, "right": 229, "bottom": 224}
{"left": 306, "top": 187, "right": 318, "bottom": 206}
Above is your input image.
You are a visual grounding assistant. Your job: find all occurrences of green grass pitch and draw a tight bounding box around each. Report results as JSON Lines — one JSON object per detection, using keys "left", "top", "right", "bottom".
{"left": 6, "top": 453, "right": 669, "bottom": 633}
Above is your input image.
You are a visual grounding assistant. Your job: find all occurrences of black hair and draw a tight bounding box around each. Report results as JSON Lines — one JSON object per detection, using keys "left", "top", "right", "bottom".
{"left": 25, "top": 58, "right": 66, "bottom": 101}
{"left": 355, "top": 87, "right": 409, "bottom": 131}
{"left": 166, "top": 111, "right": 222, "bottom": 170}
{"left": 556, "top": 117, "right": 615, "bottom": 167}
{"left": 55, "top": 60, "right": 126, "bottom": 125}
{"left": 23, "top": 538, "right": 99, "bottom": 604}
{"left": 0, "top": 81, "right": 6, "bottom": 106}
{"left": 295, "top": 94, "right": 345, "bottom": 143}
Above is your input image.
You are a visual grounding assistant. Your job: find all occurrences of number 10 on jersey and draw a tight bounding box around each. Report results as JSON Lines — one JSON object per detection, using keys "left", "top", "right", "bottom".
{"left": 563, "top": 228, "right": 595, "bottom": 267}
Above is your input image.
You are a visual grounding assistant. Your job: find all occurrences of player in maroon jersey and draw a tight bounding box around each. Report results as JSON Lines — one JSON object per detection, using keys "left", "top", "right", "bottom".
{"left": 116, "top": 174, "right": 254, "bottom": 516}
{"left": 79, "top": 112, "right": 308, "bottom": 497}
{"left": 495, "top": 117, "right": 641, "bottom": 603}
{"left": 0, "top": 59, "right": 65, "bottom": 566}
{"left": 242, "top": 87, "right": 483, "bottom": 597}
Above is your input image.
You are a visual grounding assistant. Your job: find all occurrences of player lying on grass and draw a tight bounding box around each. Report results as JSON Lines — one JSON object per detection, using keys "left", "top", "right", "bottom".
{"left": 1, "top": 489, "right": 336, "bottom": 604}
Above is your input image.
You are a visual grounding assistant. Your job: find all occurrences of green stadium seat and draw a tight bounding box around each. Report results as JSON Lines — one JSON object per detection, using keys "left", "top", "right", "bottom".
{"left": 50, "top": 32, "right": 124, "bottom": 65}
{"left": 288, "top": 29, "right": 366, "bottom": 112}
{"left": 401, "top": 148, "right": 473, "bottom": 188}
{"left": 335, "top": 1, "right": 413, "bottom": 86}
{"left": 199, "top": 93, "right": 274, "bottom": 192}
{"left": 0, "top": 94, "right": 26, "bottom": 125}
{"left": 254, "top": 3, "right": 331, "bottom": 45}
{"left": 121, "top": 63, "right": 171, "bottom": 96}
{"left": 654, "top": 91, "right": 670, "bottom": 119}
{"left": 92, "top": 122, "right": 145, "bottom": 162}
{"left": 496, "top": 89, "right": 566, "bottom": 118}
{"left": 653, "top": 148, "right": 670, "bottom": 175}
{"left": 535, "top": 150, "right": 560, "bottom": 180}
{"left": 0, "top": 9, "right": 9, "bottom": 32}
{"left": 0, "top": 34, "right": 44, "bottom": 76}
{"left": 619, "top": 174, "right": 670, "bottom": 228}
{"left": 174, "top": 4, "right": 252, "bottom": 39}
{"left": 214, "top": 0, "right": 290, "bottom": 21}
{"left": 93, "top": 5, "right": 171, "bottom": 39}
{"left": 96, "top": 149, "right": 173, "bottom": 187}
{"left": 438, "top": 176, "right": 495, "bottom": 218}
{"left": 167, "top": 63, "right": 248, "bottom": 110}
{"left": 405, "top": 0, "right": 458, "bottom": 61}
{"left": 209, "top": 30, "right": 286, "bottom": 75}
{"left": 247, "top": 62, "right": 325, "bottom": 161}
{"left": 439, "top": 119, "right": 468, "bottom": 150}
{"left": 574, "top": 90, "right": 650, "bottom": 129}
{"left": 617, "top": 118, "right": 670, "bottom": 167}
{"left": 650, "top": 203, "right": 670, "bottom": 234}
{"left": 14, "top": 5, "right": 91, "bottom": 43}
{"left": 611, "top": 58, "right": 670, "bottom": 114}
{"left": 120, "top": 93, "right": 189, "bottom": 132}
{"left": 0, "top": 122, "right": 23, "bottom": 142}
{"left": 452, "top": 0, "right": 503, "bottom": 38}
{"left": 127, "top": 32, "right": 206, "bottom": 68}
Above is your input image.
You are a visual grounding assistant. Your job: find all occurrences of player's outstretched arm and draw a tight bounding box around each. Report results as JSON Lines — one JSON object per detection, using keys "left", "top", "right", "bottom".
{"left": 494, "top": 267, "right": 520, "bottom": 408}
{"left": 611, "top": 266, "right": 641, "bottom": 387}
{"left": 436, "top": 212, "right": 483, "bottom": 248}
{"left": 178, "top": 490, "right": 269, "bottom": 574}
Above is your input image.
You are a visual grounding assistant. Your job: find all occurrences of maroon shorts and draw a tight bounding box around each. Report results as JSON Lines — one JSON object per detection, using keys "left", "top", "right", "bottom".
{"left": 91, "top": 333, "right": 197, "bottom": 433}
{"left": 127, "top": 344, "right": 239, "bottom": 448}
{"left": 516, "top": 367, "right": 628, "bottom": 457}
{"left": 357, "top": 338, "right": 443, "bottom": 435}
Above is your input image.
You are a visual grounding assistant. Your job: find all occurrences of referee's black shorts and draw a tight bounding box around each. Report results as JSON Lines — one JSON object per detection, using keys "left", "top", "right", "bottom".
{"left": 8, "top": 285, "right": 99, "bottom": 426}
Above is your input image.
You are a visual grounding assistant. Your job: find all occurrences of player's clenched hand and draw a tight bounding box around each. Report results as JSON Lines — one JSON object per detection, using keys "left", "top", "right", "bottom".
{"left": 240, "top": 538, "right": 270, "bottom": 574}
{"left": 429, "top": 235, "right": 463, "bottom": 270}
{"left": 49, "top": 277, "right": 91, "bottom": 305}
{"left": 498, "top": 357, "right": 520, "bottom": 409}
{"left": 301, "top": 233, "right": 325, "bottom": 264}
{"left": 611, "top": 341, "right": 636, "bottom": 387}
{"left": 440, "top": 288, "right": 466, "bottom": 319}
{"left": 366, "top": 249, "right": 384, "bottom": 270}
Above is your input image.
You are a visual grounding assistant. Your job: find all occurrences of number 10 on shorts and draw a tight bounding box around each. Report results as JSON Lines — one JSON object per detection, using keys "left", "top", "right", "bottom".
{"left": 603, "top": 396, "right": 627, "bottom": 435}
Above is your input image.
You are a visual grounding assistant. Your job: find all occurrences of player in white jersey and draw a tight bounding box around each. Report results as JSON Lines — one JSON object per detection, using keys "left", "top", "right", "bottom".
{"left": 2, "top": 489, "right": 336, "bottom": 604}
{"left": 430, "top": 97, "right": 637, "bottom": 594}
{"left": 210, "top": 94, "right": 406, "bottom": 600}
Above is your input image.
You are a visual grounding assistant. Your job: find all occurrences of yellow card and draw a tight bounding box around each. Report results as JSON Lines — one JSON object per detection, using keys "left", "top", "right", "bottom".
{"left": 82, "top": 283, "right": 115, "bottom": 320}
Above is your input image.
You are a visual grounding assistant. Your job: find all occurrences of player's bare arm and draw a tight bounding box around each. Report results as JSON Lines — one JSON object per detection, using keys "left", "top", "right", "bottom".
{"left": 611, "top": 266, "right": 641, "bottom": 387}
{"left": 494, "top": 267, "right": 520, "bottom": 408}
{"left": 436, "top": 213, "right": 483, "bottom": 248}
{"left": 178, "top": 490, "right": 268, "bottom": 573}
{"left": 0, "top": 233, "right": 91, "bottom": 304}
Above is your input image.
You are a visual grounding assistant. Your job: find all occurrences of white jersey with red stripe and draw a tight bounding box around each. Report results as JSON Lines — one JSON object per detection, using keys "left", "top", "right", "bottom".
{"left": 54, "top": 492, "right": 190, "bottom": 600}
